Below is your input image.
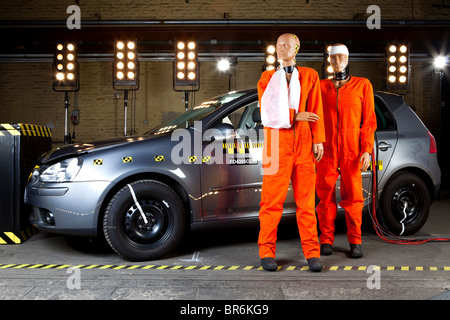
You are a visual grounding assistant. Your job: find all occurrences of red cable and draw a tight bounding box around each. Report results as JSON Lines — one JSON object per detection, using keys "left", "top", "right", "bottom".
{"left": 370, "top": 151, "right": 450, "bottom": 244}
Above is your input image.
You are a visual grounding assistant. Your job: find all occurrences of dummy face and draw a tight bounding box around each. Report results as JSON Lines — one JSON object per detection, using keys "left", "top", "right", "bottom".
{"left": 276, "top": 34, "right": 300, "bottom": 66}
{"left": 330, "top": 53, "right": 348, "bottom": 73}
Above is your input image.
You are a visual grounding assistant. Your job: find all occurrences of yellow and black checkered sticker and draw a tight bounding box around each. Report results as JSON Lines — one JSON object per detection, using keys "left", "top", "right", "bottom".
{"left": 155, "top": 155, "right": 165, "bottom": 162}
{"left": 189, "top": 156, "right": 197, "bottom": 163}
{"left": 203, "top": 156, "right": 211, "bottom": 163}
{"left": 122, "top": 156, "right": 133, "bottom": 163}
{"left": 93, "top": 159, "right": 103, "bottom": 166}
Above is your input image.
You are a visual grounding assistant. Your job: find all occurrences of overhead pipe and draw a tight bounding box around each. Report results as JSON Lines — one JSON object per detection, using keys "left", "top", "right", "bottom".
{"left": 1, "top": 19, "right": 449, "bottom": 27}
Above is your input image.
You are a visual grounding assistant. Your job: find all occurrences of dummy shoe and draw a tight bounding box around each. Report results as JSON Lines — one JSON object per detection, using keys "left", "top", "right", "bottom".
{"left": 307, "top": 258, "right": 322, "bottom": 272}
{"left": 261, "top": 257, "right": 278, "bottom": 271}
{"left": 350, "top": 244, "right": 363, "bottom": 258}
{"left": 320, "top": 243, "right": 332, "bottom": 255}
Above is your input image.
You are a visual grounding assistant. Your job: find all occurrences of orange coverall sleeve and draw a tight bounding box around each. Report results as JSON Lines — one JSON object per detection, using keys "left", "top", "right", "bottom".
{"left": 306, "top": 71, "right": 326, "bottom": 144}
{"left": 360, "top": 79, "right": 377, "bottom": 154}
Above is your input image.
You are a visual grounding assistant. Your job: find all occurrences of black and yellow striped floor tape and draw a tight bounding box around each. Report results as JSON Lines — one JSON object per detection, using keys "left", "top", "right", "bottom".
{"left": 0, "top": 264, "right": 449, "bottom": 271}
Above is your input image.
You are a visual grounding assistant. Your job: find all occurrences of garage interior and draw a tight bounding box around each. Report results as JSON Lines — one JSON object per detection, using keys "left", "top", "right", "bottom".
{"left": 0, "top": 0, "right": 449, "bottom": 193}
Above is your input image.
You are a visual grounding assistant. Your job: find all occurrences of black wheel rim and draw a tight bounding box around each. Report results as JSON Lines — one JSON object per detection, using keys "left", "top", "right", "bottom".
{"left": 391, "top": 185, "right": 422, "bottom": 226}
{"left": 123, "top": 199, "right": 171, "bottom": 246}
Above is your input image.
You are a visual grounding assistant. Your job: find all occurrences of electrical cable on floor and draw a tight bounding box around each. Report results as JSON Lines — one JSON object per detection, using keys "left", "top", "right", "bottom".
{"left": 369, "top": 150, "right": 450, "bottom": 244}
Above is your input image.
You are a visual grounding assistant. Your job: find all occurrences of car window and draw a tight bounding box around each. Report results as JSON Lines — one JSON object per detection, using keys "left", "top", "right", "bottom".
{"left": 375, "top": 97, "right": 396, "bottom": 131}
{"left": 146, "top": 91, "right": 247, "bottom": 135}
{"left": 211, "top": 101, "right": 259, "bottom": 132}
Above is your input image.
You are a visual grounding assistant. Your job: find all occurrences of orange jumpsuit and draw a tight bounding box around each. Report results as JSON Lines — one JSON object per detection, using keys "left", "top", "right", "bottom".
{"left": 257, "top": 67, "right": 325, "bottom": 260}
{"left": 316, "top": 76, "right": 377, "bottom": 246}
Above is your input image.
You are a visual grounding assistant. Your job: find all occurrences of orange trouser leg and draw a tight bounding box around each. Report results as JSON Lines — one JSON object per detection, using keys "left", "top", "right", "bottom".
{"left": 258, "top": 157, "right": 293, "bottom": 259}
{"left": 339, "top": 161, "right": 364, "bottom": 244}
{"left": 291, "top": 157, "right": 320, "bottom": 259}
{"left": 316, "top": 162, "right": 340, "bottom": 245}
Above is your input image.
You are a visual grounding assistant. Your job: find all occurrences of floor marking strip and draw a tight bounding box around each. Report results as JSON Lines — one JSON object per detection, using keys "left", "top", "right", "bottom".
{"left": 1, "top": 263, "right": 450, "bottom": 271}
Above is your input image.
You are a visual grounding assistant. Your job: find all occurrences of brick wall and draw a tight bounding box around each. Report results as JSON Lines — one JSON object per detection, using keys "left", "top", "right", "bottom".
{"left": 0, "top": 58, "right": 440, "bottom": 146}
{"left": 0, "top": 0, "right": 447, "bottom": 21}
{"left": 0, "top": 0, "right": 445, "bottom": 146}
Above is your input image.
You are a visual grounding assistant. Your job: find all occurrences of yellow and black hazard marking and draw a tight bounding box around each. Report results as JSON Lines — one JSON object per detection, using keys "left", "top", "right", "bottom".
{"left": 122, "top": 156, "right": 133, "bottom": 163}
{"left": 189, "top": 156, "right": 197, "bottom": 163}
{"left": 0, "top": 227, "right": 39, "bottom": 245}
{"left": 155, "top": 155, "right": 165, "bottom": 162}
{"left": 202, "top": 156, "right": 211, "bottom": 163}
{"left": 19, "top": 123, "right": 52, "bottom": 137}
{"left": 0, "top": 123, "right": 52, "bottom": 137}
{"left": 1, "top": 263, "right": 449, "bottom": 272}
{"left": 93, "top": 159, "right": 103, "bottom": 165}
{"left": 222, "top": 142, "right": 264, "bottom": 154}
{"left": 367, "top": 160, "right": 383, "bottom": 171}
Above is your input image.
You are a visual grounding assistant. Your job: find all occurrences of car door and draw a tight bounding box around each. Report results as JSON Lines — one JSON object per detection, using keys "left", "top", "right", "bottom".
{"left": 373, "top": 96, "right": 398, "bottom": 183}
{"left": 335, "top": 95, "right": 397, "bottom": 208}
{"left": 200, "top": 100, "right": 296, "bottom": 220}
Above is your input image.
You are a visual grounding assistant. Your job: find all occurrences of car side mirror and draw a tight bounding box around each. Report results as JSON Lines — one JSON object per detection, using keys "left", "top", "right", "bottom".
{"left": 203, "top": 123, "right": 236, "bottom": 142}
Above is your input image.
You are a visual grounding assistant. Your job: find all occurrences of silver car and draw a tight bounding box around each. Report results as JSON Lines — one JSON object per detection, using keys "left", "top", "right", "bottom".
{"left": 25, "top": 89, "right": 441, "bottom": 261}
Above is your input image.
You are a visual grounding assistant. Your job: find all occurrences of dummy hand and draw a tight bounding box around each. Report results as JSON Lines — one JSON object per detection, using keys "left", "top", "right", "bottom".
{"left": 313, "top": 143, "right": 324, "bottom": 162}
{"left": 360, "top": 152, "right": 371, "bottom": 171}
{"left": 295, "top": 112, "right": 320, "bottom": 122}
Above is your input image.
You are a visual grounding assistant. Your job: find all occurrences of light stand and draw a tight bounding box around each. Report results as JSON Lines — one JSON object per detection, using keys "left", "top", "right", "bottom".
{"left": 113, "top": 40, "right": 139, "bottom": 136}
{"left": 124, "top": 90, "right": 129, "bottom": 136}
{"left": 64, "top": 92, "right": 70, "bottom": 145}
{"left": 52, "top": 42, "right": 79, "bottom": 145}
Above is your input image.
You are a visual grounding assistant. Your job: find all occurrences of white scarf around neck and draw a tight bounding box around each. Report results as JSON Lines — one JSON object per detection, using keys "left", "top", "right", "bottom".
{"left": 260, "top": 67, "right": 301, "bottom": 129}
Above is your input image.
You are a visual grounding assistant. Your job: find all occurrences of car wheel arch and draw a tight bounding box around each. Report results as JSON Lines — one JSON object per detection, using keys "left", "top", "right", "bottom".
{"left": 96, "top": 172, "right": 192, "bottom": 237}
{"left": 380, "top": 167, "right": 436, "bottom": 202}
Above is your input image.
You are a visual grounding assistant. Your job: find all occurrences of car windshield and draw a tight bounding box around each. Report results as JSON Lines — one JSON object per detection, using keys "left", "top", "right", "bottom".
{"left": 146, "top": 91, "right": 247, "bottom": 135}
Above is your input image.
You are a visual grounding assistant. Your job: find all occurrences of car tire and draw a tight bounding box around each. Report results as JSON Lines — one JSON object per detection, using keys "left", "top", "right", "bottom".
{"left": 103, "top": 179, "right": 185, "bottom": 261}
{"left": 379, "top": 172, "right": 430, "bottom": 236}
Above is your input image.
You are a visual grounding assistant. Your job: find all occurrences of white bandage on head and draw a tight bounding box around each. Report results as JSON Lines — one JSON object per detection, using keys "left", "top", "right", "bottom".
{"left": 329, "top": 45, "right": 349, "bottom": 56}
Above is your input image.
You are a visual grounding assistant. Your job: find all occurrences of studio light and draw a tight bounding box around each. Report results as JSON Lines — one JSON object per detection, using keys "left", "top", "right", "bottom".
{"left": 52, "top": 42, "right": 80, "bottom": 145}
{"left": 52, "top": 42, "right": 79, "bottom": 92}
{"left": 113, "top": 40, "right": 139, "bottom": 90}
{"left": 386, "top": 42, "right": 410, "bottom": 91}
{"left": 264, "top": 44, "right": 278, "bottom": 71}
{"left": 174, "top": 40, "right": 199, "bottom": 88}
{"left": 113, "top": 39, "right": 140, "bottom": 137}
{"left": 434, "top": 56, "right": 448, "bottom": 70}
{"left": 322, "top": 44, "right": 334, "bottom": 79}
{"left": 218, "top": 59, "right": 231, "bottom": 72}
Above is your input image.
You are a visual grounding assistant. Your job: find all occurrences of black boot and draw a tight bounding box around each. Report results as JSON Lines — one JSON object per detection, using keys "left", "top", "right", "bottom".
{"left": 320, "top": 243, "right": 332, "bottom": 256}
{"left": 307, "top": 257, "right": 322, "bottom": 272}
{"left": 261, "top": 257, "right": 278, "bottom": 271}
{"left": 350, "top": 244, "right": 363, "bottom": 258}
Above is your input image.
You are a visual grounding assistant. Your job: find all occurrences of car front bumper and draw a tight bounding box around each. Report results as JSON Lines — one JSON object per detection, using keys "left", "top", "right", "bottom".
{"left": 25, "top": 181, "right": 111, "bottom": 237}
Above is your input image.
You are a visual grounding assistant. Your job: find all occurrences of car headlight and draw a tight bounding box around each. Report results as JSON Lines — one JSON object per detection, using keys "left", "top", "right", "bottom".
{"left": 39, "top": 158, "right": 83, "bottom": 182}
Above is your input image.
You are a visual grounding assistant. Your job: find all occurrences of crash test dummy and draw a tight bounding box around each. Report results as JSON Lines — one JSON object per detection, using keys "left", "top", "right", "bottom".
{"left": 257, "top": 33, "right": 325, "bottom": 272}
{"left": 316, "top": 44, "right": 377, "bottom": 258}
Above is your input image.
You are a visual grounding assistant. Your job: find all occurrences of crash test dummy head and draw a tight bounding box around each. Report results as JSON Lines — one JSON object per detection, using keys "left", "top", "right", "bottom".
{"left": 329, "top": 43, "right": 350, "bottom": 80}
{"left": 276, "top": 33, "right": 300, "bottom": 73}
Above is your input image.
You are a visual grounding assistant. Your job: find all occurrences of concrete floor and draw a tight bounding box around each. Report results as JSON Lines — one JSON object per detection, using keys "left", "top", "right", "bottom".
{"left": 1, "top": 198, "right": 450, "bottom": 306}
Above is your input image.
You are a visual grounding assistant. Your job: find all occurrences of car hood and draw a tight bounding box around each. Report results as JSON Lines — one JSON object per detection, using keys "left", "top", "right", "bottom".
{"left": 38, "top": 134, "right": 159, "bottom": 164}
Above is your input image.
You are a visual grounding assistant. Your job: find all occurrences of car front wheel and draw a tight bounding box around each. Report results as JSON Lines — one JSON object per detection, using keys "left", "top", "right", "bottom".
{"left": 379, "top": 172, "right": 430, "bottom": 236}
{"left": 103, "top": 179, "right": 185, "bottom": 261}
